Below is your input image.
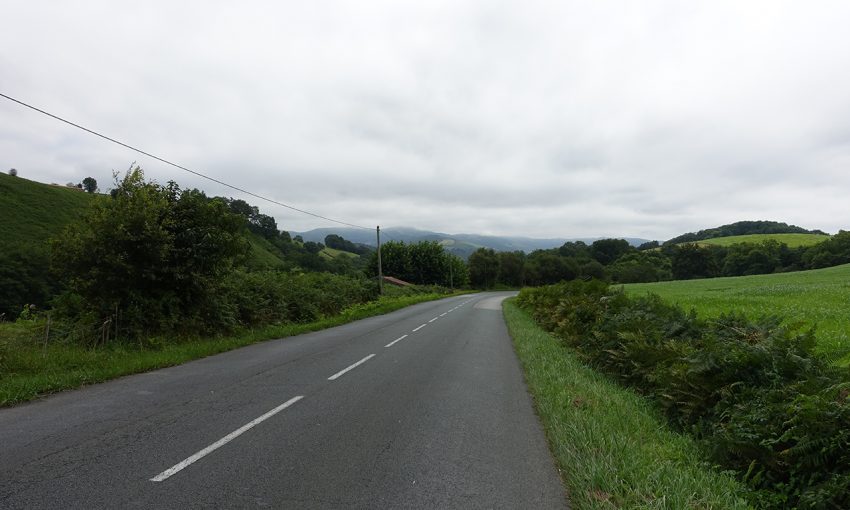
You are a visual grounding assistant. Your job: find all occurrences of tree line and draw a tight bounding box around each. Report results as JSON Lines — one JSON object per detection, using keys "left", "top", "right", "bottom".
{"left": 466, "top": 234, "right": 850, "bottom": 288}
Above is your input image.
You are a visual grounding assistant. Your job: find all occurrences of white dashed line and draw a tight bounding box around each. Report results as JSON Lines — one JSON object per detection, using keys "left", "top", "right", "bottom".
{"left": 412, "top": 324, "right": 427, "bottom": 332}
{"left": 428, "top": 317, "right": 439, "bottom": 323}
{"left": 385, "top": 334, "right": 408, "bottom": 348}
{"left": 440, "top": 313, "right": 447, "bottom": 317}
{"left": 150, "top": 395, "right": 304, "bottom": 482}
{"left": 328, "top": 354, "right": 376, "bottom": 381}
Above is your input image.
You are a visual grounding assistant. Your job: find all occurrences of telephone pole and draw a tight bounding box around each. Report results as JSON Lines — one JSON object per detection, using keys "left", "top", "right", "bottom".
{"left": 377, "top": 226, "right": 383, "bottom": 295}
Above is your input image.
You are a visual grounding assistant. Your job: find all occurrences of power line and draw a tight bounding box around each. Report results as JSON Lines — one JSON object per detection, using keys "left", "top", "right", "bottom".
{"left": 0, "top": 91, "right": 372, "bottom": 230}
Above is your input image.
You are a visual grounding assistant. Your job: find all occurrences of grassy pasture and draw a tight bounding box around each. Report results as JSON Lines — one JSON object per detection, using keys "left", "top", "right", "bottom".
{"left": 690, "top": 233, "right": 829, "bottom": 248}
{"left": 624, "top": 263, "right": 850, "bottom": 359}
{"left": 319, "top": 247, "right": 360, "bottom": 260}
{"left": 0, "top": 173, "right": 95, "bottom": 248}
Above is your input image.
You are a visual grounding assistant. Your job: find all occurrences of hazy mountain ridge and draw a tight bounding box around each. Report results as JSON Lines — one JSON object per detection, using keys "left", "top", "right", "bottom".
{"left": 294, "top": 227, "right": 650, "bottom": 259}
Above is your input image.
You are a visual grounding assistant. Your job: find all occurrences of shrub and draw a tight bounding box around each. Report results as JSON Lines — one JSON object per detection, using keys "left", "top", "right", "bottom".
{"left": 517, "top": 283, "right": 850, "bottom": 508}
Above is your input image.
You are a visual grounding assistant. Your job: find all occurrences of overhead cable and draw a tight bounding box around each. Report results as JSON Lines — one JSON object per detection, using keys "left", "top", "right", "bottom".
{"left": 0, "top": 91, "right": 372, "bottom": 230}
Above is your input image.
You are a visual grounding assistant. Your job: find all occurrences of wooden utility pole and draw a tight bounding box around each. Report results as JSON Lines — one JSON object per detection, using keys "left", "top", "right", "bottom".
{"left": 377, "top": 226, "right": 383, "bottom": 295}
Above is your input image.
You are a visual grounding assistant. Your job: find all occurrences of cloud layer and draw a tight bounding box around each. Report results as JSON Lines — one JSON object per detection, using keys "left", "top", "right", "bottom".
{"left": 3, "top": 1, "right": 850, "bottom": 239}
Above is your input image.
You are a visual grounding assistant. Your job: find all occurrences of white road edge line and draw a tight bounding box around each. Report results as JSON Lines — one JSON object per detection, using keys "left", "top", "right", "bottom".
{"left": 428, "top": 317, "right": 439, "bottom": 323}
{"left": 150, "top": 395, "right": 304, "bottom": 482}
{"left": 328, "top": 354, "right": 376, "bottom": 381}
{"left": 412, "top": 324, "right": 427, "bottom": 332}
{"left": 385, "top": 334, "right": 408, "bottom": 348}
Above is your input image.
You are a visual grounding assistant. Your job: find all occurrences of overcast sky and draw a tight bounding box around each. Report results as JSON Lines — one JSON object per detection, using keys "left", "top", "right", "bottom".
{"left": 3, "top": 1, "right": 850, "bottom": 240}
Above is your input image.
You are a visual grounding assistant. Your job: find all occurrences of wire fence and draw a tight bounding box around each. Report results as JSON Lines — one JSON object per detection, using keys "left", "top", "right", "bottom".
{"left": 1, "top": 308, "right": 123, "bottom": 349}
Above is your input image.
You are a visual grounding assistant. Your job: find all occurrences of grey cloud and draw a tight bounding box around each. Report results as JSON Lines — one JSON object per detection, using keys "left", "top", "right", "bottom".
{"left": 3, "top": 1, "right": 850, "bottom": 240}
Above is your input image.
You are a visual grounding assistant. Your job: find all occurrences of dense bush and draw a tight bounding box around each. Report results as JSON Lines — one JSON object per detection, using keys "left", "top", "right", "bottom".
{"left": 370, "top": 240, "right": 468, "bottom": 287}
{"left": 52, "top": 168, "right": 247, "bottom": 338}
{"left": 518, "top": 282, "right": 850, "bottom": 508}
{"left": 222, "top": 270, "right": 376, "bottom": 326}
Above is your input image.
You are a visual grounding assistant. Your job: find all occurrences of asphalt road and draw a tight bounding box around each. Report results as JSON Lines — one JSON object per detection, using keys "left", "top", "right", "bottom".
{"left": 0, "top": 292, "right": 567, "bottom": 509}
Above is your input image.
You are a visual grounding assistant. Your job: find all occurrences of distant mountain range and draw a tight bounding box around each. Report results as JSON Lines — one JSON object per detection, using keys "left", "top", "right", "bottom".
{"left": 294, "top": 227, "right": 650, "bottom": 259}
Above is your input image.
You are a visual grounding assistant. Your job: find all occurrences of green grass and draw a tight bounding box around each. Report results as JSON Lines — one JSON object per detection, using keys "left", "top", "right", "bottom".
{"left": 0, "top": 173, "right": 95, "bottom": 248}
{"left": 503, "top": 300, "right": 751, "bottom": 509}
{"left": 689, "top": 233, "right": 829, "bottom": 248}
{"left": 0, "top": 292, "right": 467, "bottom": 407}
{"left": 623, "top": 264, "right": 850, "bottom": 359}
{"left": 244, "top": 231, "right": 288, "bottom": 269}
{"left": 319, "top": 247, "right": 359, "bottom": 260}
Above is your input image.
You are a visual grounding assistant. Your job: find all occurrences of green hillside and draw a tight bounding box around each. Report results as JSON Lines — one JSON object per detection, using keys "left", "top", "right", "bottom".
{"left": 0, "top": 173, "right": 284, "bottom": 265}
{"left": 624, "top": 264, "right": 850, "bottom": 359}
{"left": 0, "top": 173, "right": 96, "bottom": 248}
{"left": 693, "top": 233, "right": 829, "bottom": 248}
{"left": 320, "top": 247, "right": 359, "bottom": 260}
{"left": 244, "top": 231, "right": 288, "bottom": 269}
{"left": 0, "top": 173, "right": 291, "bottom": 315}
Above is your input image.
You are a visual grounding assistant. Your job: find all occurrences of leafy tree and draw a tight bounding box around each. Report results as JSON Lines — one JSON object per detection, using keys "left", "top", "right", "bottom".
{"left": 525, "top": 250, "right": 579, "bottom": 286}
{"left": 670, "top": 243, "right": 723, "bottom": 280}
{"left": 409, "top": 241, "right": 449, "bottom": 285}
{"left": 325, "top": 234, "right": 372, "bottom": 255}
{"left": 579, "top": 259, "right": 606, "bottom": 280}
{"left": 82, "top": 177, "right": 98, "bottom": 193}
{"left": 224, "top": 198, "right": 279, "bottom": 240}
{"left": 589, "top": 238, "right": 633, "bottom": 265}
{"left": 608, "top": 251, "right": 671, "bottom": 283}
{"left": 722, "top": 241, "right": 781, "bottom": 276}
{"left": 369, "top": 240, "right": 458, "bottom": 286}
{"left": 638, "top": 240, "right": 660, "bottom": 251}
{"left": 802, "top": 231, "right": 850, "bottom": 269}
{"left": 303, "top": 241, "right": 324, "bottom": 254}
{"left": 52, "top": 167, "right": 247, "bottom": 337}
{"left": 468, "top": 248, "right": 499, "bottom": 289}
{"left": 497, "top": 251, "right": 525, "bottom": 287}
{"left": 374, "top": 241, "right": 413, "bottom": 282}
{"left": 558, "top": 241, "right": 589, "bottom": 258}
{"left": 447, "top": 254, "right": 469, "bottom": 288}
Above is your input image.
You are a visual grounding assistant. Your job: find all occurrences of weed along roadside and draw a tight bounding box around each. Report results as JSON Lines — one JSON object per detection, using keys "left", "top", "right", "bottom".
{"left": 0, "top": 291, "right": 469, "bottom": 407}
{"left": 511, "top": 282, "right": 850, "bottom": 508}
{"left": 502, "top": 299, "right": 750, "bottom": 509}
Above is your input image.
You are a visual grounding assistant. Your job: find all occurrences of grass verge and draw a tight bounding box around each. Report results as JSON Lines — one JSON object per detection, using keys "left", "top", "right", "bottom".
{"left": 502, "top": 299, "right": 751, "bottom": 509}
{"left": 0, "top": 292, "right": 465, "bottom": 407}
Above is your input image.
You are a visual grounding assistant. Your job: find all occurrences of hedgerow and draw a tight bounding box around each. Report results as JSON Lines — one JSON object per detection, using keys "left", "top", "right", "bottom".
{"left": 517, "top": 281, "right": 850, "bottom": 508}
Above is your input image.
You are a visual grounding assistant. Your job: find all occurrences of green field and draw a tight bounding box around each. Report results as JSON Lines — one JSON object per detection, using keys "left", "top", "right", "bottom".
{"left": 320, "top": 247, "right": 360, "bottom": 260}
{"left": 0, "top": 173, "right": 95, "bottom": 247}
{"left": 624, "top": 264, "right": 850, "bottom": 358}
{"left": 691, "top": 233, "right": 829, "bottom": 247}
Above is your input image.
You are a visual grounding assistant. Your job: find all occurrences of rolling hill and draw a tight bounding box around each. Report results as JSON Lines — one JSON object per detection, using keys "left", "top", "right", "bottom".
{"left": 296, "top": 226, "right": 650, "bottom": 259}
{"left": 693, "top": 233, "right": 829, "bottom": 248}
{"left": 0, "top": 173, "right": 96, "bottom": 248}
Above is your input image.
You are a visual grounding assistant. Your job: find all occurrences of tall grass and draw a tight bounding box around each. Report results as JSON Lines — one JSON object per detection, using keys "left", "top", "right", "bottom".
{"left": 503, "top": 300, "right": 750, "bottom": 509}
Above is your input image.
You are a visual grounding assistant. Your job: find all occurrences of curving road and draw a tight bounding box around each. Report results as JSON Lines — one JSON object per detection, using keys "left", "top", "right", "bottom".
{"left": 0, "top": 292, "right": 567, "bottom": 509}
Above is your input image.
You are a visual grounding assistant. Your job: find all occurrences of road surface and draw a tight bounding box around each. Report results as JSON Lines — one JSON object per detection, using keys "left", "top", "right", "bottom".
{"left": 0, "top": 292, "right": 567, "bottom": 509}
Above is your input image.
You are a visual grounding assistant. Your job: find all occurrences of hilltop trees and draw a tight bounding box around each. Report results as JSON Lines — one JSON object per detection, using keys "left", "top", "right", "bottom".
{"left": 82, "top": 177, "right": 98, "bottom": 193}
